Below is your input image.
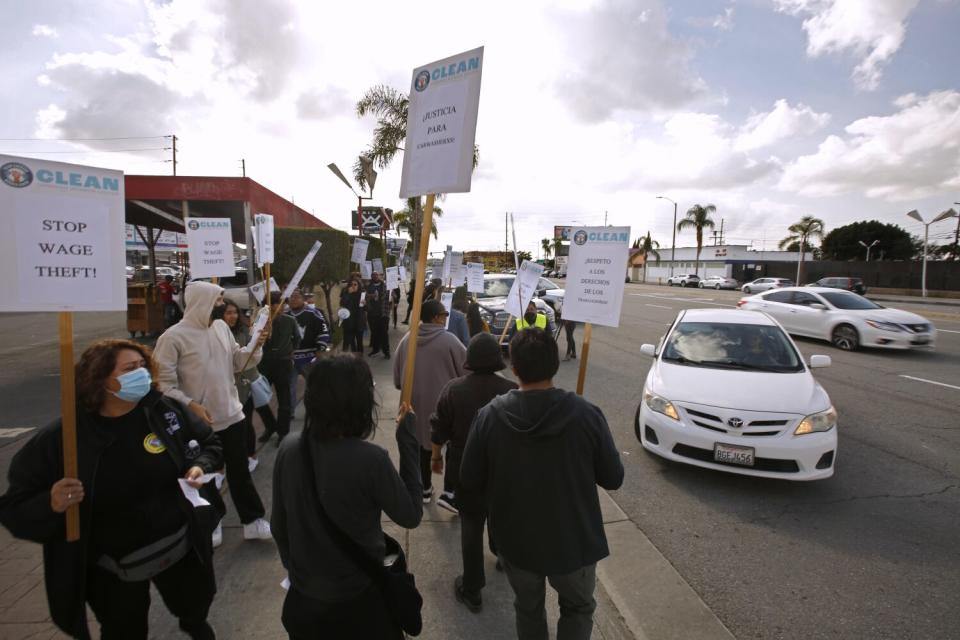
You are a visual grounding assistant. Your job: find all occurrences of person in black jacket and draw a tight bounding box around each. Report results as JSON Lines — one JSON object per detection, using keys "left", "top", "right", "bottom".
{"left": 286, "top": 288, "right": 331, "bottom": 410}
{"left": 430, "top": 333, "right": 517, "bottom": 612}
{"left": 460, "top": 328, "right": 624, "bottom": 640}
{"left": 366, "top": 272, "right": 390, "bottom": 358}
{"left": 339, "top": 278, "right": 366, "bottom": 353}
{"left": 0, "top": 339, "right": 224, "bottom": 640}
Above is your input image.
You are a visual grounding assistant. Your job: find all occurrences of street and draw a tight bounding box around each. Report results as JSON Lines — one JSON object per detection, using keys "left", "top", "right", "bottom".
{"left": 1, "top": 284, "right": 958, "bottom": 639}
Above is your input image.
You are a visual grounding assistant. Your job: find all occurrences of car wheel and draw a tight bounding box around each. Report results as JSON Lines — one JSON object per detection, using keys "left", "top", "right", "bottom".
{"left": 831, "top": 324, "right": 860, "bottom": 351}
{"left": 715, "top": 283, "right": 721, "bottom": 290}
{"left": 743, "top": 286, "right": 751, "bottom": 294}
{"left": 680, "top": 281, "right": 686, "bottom": 287}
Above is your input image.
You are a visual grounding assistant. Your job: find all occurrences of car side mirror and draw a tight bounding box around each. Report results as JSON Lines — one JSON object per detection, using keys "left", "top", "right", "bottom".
{"left": 809, "top": 355, "right": 831, "bottom": 368}
{"left": 810, "top": 303, "right": 826, "bottom": 311}
{"left": 640, "top": 344, "right": 657, "bottom": 358}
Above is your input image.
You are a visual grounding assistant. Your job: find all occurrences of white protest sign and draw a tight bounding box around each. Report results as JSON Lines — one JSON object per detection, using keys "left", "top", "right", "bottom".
{"left": 504, "top": 260, "right": 545, "bottom": 318}
{"left": 372, "top": 257, "right": 384, "bottom": 275}
{"left": 441, "top": 245, "right": 452, "bottom": 282}
{"left": 361, "top": 261, "right": 373, "bottom": 280}
{"left": 440, "top": 291, "right": 453, "bottom": 329}
{"left": 466, "top": 262, "right": 484, "bottom": 294}
{"left": 254, "top": 213, "right": 274, "bottom": 265}
{"left": 0, "top": 155, "right": 126, "bottom": 312}
{"left": 280, "top": 241, "right": 322, "bottom": 302}
{"left": 561, "top": 227, "right": 631, "bottom": 328}
{"left": 386, "top": 266, "right": 400, "bottom": 291}
{"left": 249, "top": 277, "right": 280, "bottom": 304}
{"left": 451, "top": 263, "right": 466, "bottom": 288}
{"left": 399, "top": 265, "right": 408, "bottom": 282}
{"left": 399, "top": 47, "right": 484, "bottom": 198}
{"left": 185, "top": 218, "right": 234, "bottom": 279}
{"left": 351, "top": 238, "right": 369, "bottom": 265}
{"left": 246, "top": 307, "right": 270, "bottom": 353}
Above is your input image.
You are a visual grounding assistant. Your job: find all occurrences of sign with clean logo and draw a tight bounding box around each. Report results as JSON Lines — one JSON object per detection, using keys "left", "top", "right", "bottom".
{"left": 185, "top": 217, "right": 234, "bottom": 279}
{"left": 562, "top": 226, "right": 631, "bottom": 328}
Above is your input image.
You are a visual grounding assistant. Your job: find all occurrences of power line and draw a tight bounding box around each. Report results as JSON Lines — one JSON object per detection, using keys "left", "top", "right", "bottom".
{"left": 0, "top": 135, "right": 170, "bottom": 141}
{"left": 1, "top": 147, "right": 170, "bottom": 154}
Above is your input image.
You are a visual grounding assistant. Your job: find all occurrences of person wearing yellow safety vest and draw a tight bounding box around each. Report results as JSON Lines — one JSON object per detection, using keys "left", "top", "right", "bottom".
{"left": 506, "top": 301, "right": 556, "bottom": 343}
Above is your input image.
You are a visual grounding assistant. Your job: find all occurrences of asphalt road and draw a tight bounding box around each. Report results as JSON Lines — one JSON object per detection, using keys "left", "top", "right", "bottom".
{"left": 1, "top": 287, "right": 958, "bottom": 639}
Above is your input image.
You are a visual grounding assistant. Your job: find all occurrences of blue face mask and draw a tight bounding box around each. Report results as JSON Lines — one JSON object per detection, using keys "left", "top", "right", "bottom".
{"left": 111, "top": 367, "right": 152, "bottom": 402}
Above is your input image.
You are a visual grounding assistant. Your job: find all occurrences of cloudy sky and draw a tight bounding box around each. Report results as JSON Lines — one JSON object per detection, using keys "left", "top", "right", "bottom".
{"left": 2, "top": 0, "right": 959, "bottom": 257}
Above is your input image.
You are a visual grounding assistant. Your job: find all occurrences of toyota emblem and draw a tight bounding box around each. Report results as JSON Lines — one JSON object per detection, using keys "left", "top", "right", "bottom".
{"left": 727, "top": 417, "right": 744, "bottom": 429}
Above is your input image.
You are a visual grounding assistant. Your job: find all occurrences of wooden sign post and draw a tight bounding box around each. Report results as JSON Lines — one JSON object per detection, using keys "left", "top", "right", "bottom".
{"left": 400, "top": 194, "right": 436, "bottom": 406}
{"left": 58, "top": 312, "right": 80, "bottom": 541}
{"left": 575, "top": 322, "right": 593, "bottom": 396}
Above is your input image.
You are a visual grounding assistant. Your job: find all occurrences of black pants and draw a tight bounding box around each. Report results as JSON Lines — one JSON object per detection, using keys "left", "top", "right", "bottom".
{"left": 219, "top": 419, "right": 266, "bottom": 524}
{"left": 368, "top": 315, "right": 390, "bottom": 355}
{"left": 461, "top": 509, "right": 496, "bottom": 596}
{"left": 256, "top": 358, "right": 294, "bottom": 437}
{"left": 282, "top": 585, "right": 401, "bottom": 640}
{"left": 242, "top": 397, "right": 256, "bottom": 457}
{"left": 419, "top": 447, "right": 433, "bottom": 492}
{"left": 501, "top": 558, "right": 597, "bottom": 640}
{"left": 444, "top": 447, "right": 462, "bottom": 495}
{"left": 403, "top": 303, "right": 412, "bottom": 323}
{"left": 86, "top": 551, "right": 216, "bottom": 640}
{"left": 342, "top": 326, "right": 363, "bottom": 353}
{"left": 392, "top": 303, "right": 399, "bottom": 328}
{"left": 563, "top": 321, "right": 577, "bottom": 357}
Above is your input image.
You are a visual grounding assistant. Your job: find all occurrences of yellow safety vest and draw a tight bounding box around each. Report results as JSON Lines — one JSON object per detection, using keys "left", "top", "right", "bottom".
{"left": 516, "top": 314, "right": 547, "bottom": 331}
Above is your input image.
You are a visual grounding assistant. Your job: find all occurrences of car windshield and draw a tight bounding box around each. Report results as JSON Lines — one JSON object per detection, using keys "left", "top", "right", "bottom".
{"left": 820, "top": 292, "right": 880, "bottom": 310}
{"left": 479, "top": 276, "right": 515, "bottom": 298}
{"left": 661, "top": 322, "right": 803, "bottom": 372}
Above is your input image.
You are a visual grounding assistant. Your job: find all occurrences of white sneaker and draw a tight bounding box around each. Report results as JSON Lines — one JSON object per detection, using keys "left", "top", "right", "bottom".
{"left": 212, "top": 522, "right": 223, "bottom": 548}
{"left": 422, "top": 487, "right": 433, "bottom": 504}
{"left": 243, "top": 518, "right": 272, "bottom": 540}
{"left": 248, "top": 457, "right": 259, "bottom": 473}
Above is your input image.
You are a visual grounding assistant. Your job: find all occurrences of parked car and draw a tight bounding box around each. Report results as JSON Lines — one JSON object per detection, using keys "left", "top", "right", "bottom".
{"left": 636, "top": 308, "right": 837, "bottom": 480}
{"left": 741, "top": 277, "right": 793, "bottom": 293}
{"left": 737, "top": 287, "right": 936, "bottom": 351}
{"left": 474, "top": 273, "right": 561, "bottom": 334}
{"left": 666, "top": 274, "right": 701, "bottom": 287}
{"left": 808, "top": 277, "right": 866, "bottom": 295}
{"left": 699, "top": 276, "right": 739, "bottom": 290}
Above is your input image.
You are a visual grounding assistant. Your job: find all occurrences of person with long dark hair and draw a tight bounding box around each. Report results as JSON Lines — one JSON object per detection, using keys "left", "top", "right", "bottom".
{"left": 466, "top": 300, "right": 489, "bottom": 338}
{"left": 0, "top": 339, "right": 224, "bottom": 639}
{"left": 271, "top": 356, "right": 423, "bottom": 638}
{"left": 339, "top": 278, "right": 366, "bottom": 354}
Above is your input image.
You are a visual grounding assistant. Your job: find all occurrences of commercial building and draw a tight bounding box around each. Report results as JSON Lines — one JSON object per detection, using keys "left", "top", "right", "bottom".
{"left": 631, "top": 244, "right": 812, "bottom": 284}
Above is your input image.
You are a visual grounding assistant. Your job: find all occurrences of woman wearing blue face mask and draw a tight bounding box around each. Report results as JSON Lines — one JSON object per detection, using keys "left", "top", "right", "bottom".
{"left": 0, "top": 339, "right": 224, "bottom": 640}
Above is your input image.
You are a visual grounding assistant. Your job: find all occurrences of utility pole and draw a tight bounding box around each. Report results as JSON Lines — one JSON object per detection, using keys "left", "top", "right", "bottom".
{"left": 505, "top": 212, "right": 508, "bottom": 254}
{"left": 604, "top": 210, "right": 608, "bottom": 226}
{"left": 719, "top": 218, "right": 725, "bottom": 245}
{"left": 240, "top": 159, "right": 246, "bottom": 177}
{"left": 954, "top": 202, "right": 960, "bottom": 260}
{"left": 171, "top": 135, "right": 177, "bottom": 176}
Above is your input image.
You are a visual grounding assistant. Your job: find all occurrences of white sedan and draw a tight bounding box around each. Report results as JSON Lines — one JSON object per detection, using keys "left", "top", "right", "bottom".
{"left": 636, "top": 309, "right": 837, "bottom": 480}
{"left": 699, "top": 276, "right": 738, "bottom": 290}
{"left": 737, "top": 287, "right": 936, "bottom": 351}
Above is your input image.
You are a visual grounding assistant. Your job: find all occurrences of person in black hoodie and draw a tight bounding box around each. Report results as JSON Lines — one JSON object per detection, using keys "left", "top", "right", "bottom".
{"left": 0, "top": 339, "right": 224, "bottom": 640}
{"left": 430, "top": 333, "right": 517, "bottom": 612}
{"left": 339, "top": 278, "right": 366, "bottom": 353}
{"left": 460, "top": 328, "right": 624, "bottom": 640}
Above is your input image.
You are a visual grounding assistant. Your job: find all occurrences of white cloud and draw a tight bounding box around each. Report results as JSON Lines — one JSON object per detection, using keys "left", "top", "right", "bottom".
{"left": 779, "top": 90, "right": 960, "bottom": 199}
{"left": 775, "top": 0, "right": 920, "bottom": 90}
{"left": 734, "top": 99, "right": 831, "bottom": 151}
{"left": 296, "top": 88, "right": 353, "bottom": 121}
{"left": 713, "top": 6, "right": 736, "bottom": 31}
{"left": 31, "top": 24, "right": 58, "bottom": 38}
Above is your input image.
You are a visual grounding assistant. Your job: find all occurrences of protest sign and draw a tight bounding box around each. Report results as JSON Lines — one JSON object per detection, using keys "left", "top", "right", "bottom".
{"left": 361, "top": 261, "right": 373, "bottom": 280}
{"left": 254, "top": 214, "right": 274, "bottom": 265}
{"left": 440, "top": 291, "right": 453, "bottom": 329}
{"left": 449, "top": 251, "right": 463, "bottom": 286}
{"left": 399, "top": 265, "right": 408, "bottom": 282}
{"left": 185, "top": 218, "right": 233, "bottom": 279}
{"left": 249, "top": 277, "right": 280, "bottom": 303}
{"left": 561, "top": 227, "right": 630, "bottom": 327}
{"left": 399, "top": 47, "right": 484, "bottom": 198}
{"left": 372, "top": 257, "right": 384, "bottom": 275}
{"left": 247, "top": 307, "right": 270, "bottom": 353}
{"left": 280, "top": 241, "right": 322, "bottom": 302}
{"left": 386, "top": 237, "right": 408, "bottom": 256}
{"left": 504, "top": 260, "right": 545, "bottom": 318}
{"left": 386, "top": 266, "right": 400, "bottom": 291}
{"left": 466, "top": 262, "right": 484, "bottom": 294}
{"left": 441, "top": 245, "right": 452, "bottom": 283}
{"left": 451, "top": 263, "right": 466, "bottom": 288}
{"left": 351, "top": 238, "right": 369, "bottom": 265}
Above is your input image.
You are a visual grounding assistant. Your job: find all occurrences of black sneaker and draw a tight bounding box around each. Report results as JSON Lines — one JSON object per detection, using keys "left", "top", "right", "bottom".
{"left": 422, "top": 488, "right": 433, "bottom": 504}
{"left": 454, "top": 576, "right": 481, "bottom": 613}
{"left": 437, "top": 492, "right": 459, "bottom": 515}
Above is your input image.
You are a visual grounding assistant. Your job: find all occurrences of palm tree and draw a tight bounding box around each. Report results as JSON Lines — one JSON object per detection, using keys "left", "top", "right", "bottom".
{"left": 677, "top": 204, "right": 716, "bottom": 277}
{"left": 392, "top": 197, "right": 443, "bottom": 241}
{"left": 779, "top": 215, "right": 825, "bottom": 283}
{"left": 638, "top": 231, "right": 661, "bottom": 283}
{"left": 541, "top": 238, "right": 553, "bottom": 260}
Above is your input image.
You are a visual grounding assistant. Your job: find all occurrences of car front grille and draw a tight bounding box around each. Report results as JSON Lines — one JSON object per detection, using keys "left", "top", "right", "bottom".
{"left": 672, "top": 443, "right": 800, "bottom": 473}
{"left": 679, "top": 404, "right": 793, "bottom": 437}
{"left": 491, "top": 312, "right": 511, "bottom": 332}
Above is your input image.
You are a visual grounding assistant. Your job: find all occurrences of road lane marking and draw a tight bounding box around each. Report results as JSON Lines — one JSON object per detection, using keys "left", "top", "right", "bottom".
{"left": 0, "top": 427, "right": 35, "bottom": 438}
{"left": 936, "top": 328, "right": 960, "bottom": 334}
{"left": 645, "top": 304, "right": 673, "bottom": 310}
{"left": 899, "top": 375, "right": 960, "bottom": 391}
{"left": 630, "top": 294, "right": 736, "bottom": 307}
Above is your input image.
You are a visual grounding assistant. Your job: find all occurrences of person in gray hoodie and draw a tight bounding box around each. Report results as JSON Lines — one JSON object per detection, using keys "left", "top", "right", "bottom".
{"left": 460, "top": 327, "right": 624, "bottom": 640}
{"left": 154, "top": 281, "right": 273, "bottom": 543}
{"left": 393, "top": 299, "right": 467, "bottom": 503}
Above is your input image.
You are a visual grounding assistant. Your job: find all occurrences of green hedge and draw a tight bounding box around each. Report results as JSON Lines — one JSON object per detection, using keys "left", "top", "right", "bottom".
{"left": 273, "top": 227, "right": 351, "bottom": 287}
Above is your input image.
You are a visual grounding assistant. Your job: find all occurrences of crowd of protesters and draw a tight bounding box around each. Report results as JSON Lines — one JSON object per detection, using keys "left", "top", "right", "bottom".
{"left": 0, "top": 269, "right": 617, "bottom": 640}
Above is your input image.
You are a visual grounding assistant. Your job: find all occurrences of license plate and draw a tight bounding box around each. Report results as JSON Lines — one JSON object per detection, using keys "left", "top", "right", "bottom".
{"left": 714, "top": 443, "right": 755, "bottom": 467}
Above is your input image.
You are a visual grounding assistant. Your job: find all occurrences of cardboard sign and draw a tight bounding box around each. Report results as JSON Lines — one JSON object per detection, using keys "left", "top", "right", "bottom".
{"left": 249, "top": 277, "right": 280, "bottom": 304}
{"left": 372, "top": 258, "right": 384, "bottom": 275}
{"left": 361, "top": 261, "right": 373, "bottom": 280}
{"left": 280, "top": 241, "right": 322, "bottom": 302}
{"left": 254, "top": 213, "right": 274, "bottom": 265}
{"left": 504, "top": 260, "right": 545, "bottom": 318}
{"left": 466, "top": 262, "right": 484, "bottom": 294}
{"left": 185, "top": 217, "right": 234, "bottom": 279}
{"left": 0, "top": 155, "right": 126, "bottom": 312}
{"left": 562, "top": 226, "right": 631, "bottom": 328}
{"left": 440, "top": 291, "right": 453, "bottom": 329}
{"left": 386, "top": 266, "right": 401, "bottom": 291}
{"left": 399, "top": 47, "right": 484, "bottom": 198}
{"left": 351, "top": 238, "right": 369, "bottom": 265}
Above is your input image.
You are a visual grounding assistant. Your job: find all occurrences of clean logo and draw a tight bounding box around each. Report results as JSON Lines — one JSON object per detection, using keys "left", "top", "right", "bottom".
{"left": 574, "top": 230, "right": 588, "bottom": 246}
{"left": 414, "top": 70, "right": 430, "bottom": 92}
{"left": 1, "top": 162, "right": 33, "bottom": 188}
{"left": 188, "top": 220, "right": 200, "bottom": 231}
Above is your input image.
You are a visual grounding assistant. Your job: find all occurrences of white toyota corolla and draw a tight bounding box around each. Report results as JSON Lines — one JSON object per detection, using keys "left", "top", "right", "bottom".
{"left": 636, "top": 309, "right": 838, "bottom": 480}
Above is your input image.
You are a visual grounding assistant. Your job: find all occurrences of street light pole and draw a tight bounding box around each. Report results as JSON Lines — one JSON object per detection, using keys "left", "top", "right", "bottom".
{"left": 657, "top": 196, "right": 678, "bottom": 277}
{"left": 858, "top": 239, "right": 879, "bottom": 261}
{"left": 906, "top": 208, "right": 958, "bottom": 297}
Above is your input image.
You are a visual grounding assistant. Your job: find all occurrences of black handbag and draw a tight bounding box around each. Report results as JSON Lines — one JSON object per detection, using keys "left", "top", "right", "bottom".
{"left": 300, "top": 435, "right": 424, "bottom": 636}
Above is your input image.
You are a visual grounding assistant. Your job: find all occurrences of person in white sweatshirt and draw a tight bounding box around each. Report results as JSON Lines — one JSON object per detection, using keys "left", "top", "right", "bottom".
{"left": 154, "top": 281, "right": 273, "bottom": 543}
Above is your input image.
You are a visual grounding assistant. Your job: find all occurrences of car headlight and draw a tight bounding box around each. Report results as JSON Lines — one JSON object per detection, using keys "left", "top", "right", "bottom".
{"left": 795, "top": 406, "right": 837, "bottom": 435}
{"left": 865, "top": 319, "right": 902, "bottom": 332}
{"left": 643, "top": 389, "right": 679, "bottom": 421}
{"left": 478, "top": 307, "right": 492, "bottom": 323}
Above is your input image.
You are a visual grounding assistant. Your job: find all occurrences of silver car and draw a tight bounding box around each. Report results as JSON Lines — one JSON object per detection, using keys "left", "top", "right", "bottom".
{"left": 699, "top": 276, "right": 739, "bottom": 290}
{"left": 742, "top": 277, "right": 794, "bottom": 294}
{"left": 474, "top": 273, "right": 560, "bottom": 333}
